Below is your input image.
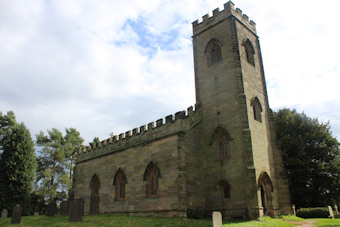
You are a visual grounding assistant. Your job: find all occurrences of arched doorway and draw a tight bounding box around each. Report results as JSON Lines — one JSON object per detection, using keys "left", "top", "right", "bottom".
{"left": 258, "top": 172, "right": 274, "bottom": 216}
{"left": 90, "top": 174, "right": 100, "bottom": 214}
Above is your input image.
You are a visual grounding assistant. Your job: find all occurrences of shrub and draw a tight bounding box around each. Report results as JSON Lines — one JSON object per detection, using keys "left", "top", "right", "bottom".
{"left": 296, "top": 207, "right": 329, "bottom": 218}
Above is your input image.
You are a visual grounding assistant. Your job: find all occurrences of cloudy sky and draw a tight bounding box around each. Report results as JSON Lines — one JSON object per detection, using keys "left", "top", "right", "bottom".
{"left": 1, "top": 0, "right": 339, "bottom": 144}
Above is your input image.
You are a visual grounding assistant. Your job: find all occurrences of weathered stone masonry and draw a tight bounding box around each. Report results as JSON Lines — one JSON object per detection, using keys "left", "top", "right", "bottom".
{"left": 73, "top": 1, "right": 292, "bottom": 219}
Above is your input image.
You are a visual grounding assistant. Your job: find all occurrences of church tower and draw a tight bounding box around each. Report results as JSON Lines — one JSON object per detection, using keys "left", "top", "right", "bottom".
{"left": 191, "top": 1, "right": 292, "bottom": 218}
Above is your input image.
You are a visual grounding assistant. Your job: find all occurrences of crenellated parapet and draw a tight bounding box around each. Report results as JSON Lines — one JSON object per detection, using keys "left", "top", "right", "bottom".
{"left": 76, "top": 104, "right": 202, "bottom": 163}
{"left": 192, "top": 1, "right": 256, "bottom": 36}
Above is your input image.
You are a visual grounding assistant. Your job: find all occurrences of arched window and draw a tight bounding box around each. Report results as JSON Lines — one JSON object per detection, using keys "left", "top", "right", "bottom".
{"left": 143, "top": 162, "right": 161, "bottom": 198}
{"left": 219, "top": 180, "right": 231, "bottom": 200}
{"left": 205, "top": 39, "right": 222, "bottom": 66}
{"left": 244, "top": 39, "right": 255, "bottom": 66}
{"left": 218, "top": 133, "right": 230, "bottom": 160}
{"left": 113, "top": 169, "right": 127, "bottom": 200}
{"left": 251, "top": 97, "right": 262, "bottom": 122}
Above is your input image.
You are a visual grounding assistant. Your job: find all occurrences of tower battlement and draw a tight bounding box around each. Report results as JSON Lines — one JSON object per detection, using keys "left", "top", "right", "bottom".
{"left": 192, "top": 1, "right": 256, "bottom": 36}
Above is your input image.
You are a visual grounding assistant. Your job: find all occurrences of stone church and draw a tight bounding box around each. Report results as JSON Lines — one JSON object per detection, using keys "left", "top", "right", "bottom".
{"left": 73, "top": 1, "right": 292, "bottom": 219}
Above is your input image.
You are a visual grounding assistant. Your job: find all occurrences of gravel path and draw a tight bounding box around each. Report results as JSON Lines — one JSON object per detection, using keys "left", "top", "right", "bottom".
{"left": 283, "top": 220, "right": 317, "bottom": 227}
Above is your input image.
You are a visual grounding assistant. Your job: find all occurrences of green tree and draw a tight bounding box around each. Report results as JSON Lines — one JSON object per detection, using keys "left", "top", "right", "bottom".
{"left": 36, "top": 128, "right": 65, "bottom": 201}
{"left": 36, "top": 128, "right": 83, "bottom": 202}
{"left": 274, "top": 108, "right": 340, "bottom": 208}
{"left": 0, "top": 111, "right": 37, "bottom": 215}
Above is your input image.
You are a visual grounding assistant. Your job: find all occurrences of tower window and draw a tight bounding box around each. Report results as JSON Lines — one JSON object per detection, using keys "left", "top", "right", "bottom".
{"left": 244, "top": 39, "right": 255, "bottom": 66}
{"left": 251, "top": 97, "right": 262, "bottom": 122}
{"left": 219, "top": 180, "right": 231, "bottom": 200}
{"left": 206, "top": 39, "right": 222, "bottom": 66}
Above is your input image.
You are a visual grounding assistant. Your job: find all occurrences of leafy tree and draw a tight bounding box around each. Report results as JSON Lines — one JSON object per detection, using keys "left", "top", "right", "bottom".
{"left": 36, "top": 128, "right": 83, "bottom": 202}
{"left": 0, "top": 111, "right": 37, "bottom": 215}
{"left": 274, "top": 108, "right": 340, "bottom": 208}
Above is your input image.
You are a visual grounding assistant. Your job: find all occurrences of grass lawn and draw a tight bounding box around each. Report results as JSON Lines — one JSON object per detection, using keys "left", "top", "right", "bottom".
{"left": 310, "top": 218, "right": 340, "bottom": 226}
{"left": 0, "top": 214, "right": 339, "bottom": 226}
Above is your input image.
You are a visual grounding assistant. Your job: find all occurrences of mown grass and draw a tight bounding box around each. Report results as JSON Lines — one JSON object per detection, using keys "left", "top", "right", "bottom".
{"left": 0, "top": 214, "right": 339, "bottom": 226}
{"left": 310, "top": 218, "right": 340, "bottom": 226}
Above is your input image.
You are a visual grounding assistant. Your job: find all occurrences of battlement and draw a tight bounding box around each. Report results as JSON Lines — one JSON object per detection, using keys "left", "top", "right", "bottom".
{"left": 192, "top": 1, "right": 256, "bottom": 36}
{"left": 76, "top": 104, "right": 202, "bottom": 162}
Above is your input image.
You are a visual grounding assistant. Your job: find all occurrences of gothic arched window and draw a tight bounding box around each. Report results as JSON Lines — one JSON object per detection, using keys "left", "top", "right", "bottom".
{"left": 143, "top": 162, "right": 161, "bottom": 198}
{"left": 113, "top": 169, "right": 127, "bottom": 200}
{"left": 251, "top": 97, "right": 262, "bottom": 122}
{"left": 219, "top": 180, "right": 231, "bottom": 200}
{"left": 206, "top": 39, "right": 222, "bottom": 66}
{"left": 244, "top": 39, "right": 255, "bottom": 66}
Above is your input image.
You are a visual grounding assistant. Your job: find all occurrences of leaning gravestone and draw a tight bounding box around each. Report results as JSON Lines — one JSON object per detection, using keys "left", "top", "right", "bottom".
{"left": 328, "top": 206, "right": 334, "bottom": 219}
{"left": 60, "top": 201, "right": 70, "bottom": 216}
{"left": 335, "top": 205, "right": 339, "bottom": 215}
{"left": 11, "top": 204, "right": 22, "bottom": 224}
{"left": 46, "top": 201, "right": 58, "bottom": 216}
{"left": 1, "top": 209, "right": 8, "bottom": 218}
{"left": 69, "top": 199, "right": 84, "bottom": 222}
{"left": 212, "top": 211, "right": 222, "bottom": 227}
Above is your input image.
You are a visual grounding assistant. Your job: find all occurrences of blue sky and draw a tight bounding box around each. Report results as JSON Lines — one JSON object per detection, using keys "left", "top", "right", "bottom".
{"left": 1, "top": 0, "right": 339, "bottom": 144}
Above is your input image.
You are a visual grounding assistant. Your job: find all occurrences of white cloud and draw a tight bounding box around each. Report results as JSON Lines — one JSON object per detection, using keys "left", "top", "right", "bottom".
{"left": 1, "top": 0, "right": 339, "bottom": 144}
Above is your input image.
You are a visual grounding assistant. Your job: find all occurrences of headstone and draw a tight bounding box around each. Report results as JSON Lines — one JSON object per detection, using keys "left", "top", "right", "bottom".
{"left": 69, "top": 199, "right": 84, "bottom": 222}
{"left": 212, "top": 211, "right": 222, "bottom": 227}
{"left": 34, "top": 212, "right": 39, "bottom": 216}
{"left": 1, "top": 209, "right": 8, "bottom": 218}
{"left": 335, "top": 205, "right": 339, "bottom": 215}
{"left": 46, "top": 201, "right": 57, "bottom": 216}
{"left": 292, "top": 204, "right": 296, "bottom": 216}
{"left": 11, "top": 204, "right": 22, "bottom": 224}
{"left": 60, "top": 201, "right": 69, "bottom": 216}
{"left": 328, "top": 206, "right": 334, "bottom": 219}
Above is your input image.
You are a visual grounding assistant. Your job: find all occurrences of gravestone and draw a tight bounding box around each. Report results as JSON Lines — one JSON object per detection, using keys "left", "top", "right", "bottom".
{"left": 11, "top": 204, "right": 22, "bottom": 224}
{"left": 292, "top": 204, "right": 296, "bottom": 216}
{"left": 335, "top": 205, "right": 339, "bottom": 215}
{"left": 212, "top": 211, "right": 222, "bottom": 227}
{"left": 69, "top": 199, "right": 84, "bottom": 222}
{"left": 46, "top": 201, "right": 58, "bottom": 216}
{"left": 328, "top": 206, "right": 334, "bottom": 219}
{"left": 34, "top": 212, "right": 39, "bottom": 216}
{"left": 1, "top": 209, "right": 8, "bottom": 218}
{"left": 60, "top": 201, "right": 70, "bottom": 216}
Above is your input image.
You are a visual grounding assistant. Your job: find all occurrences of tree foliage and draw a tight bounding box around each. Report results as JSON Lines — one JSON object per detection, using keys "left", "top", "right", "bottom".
{"left": 0, "top": 111, "right": 37, "bottom": 215}
{"left": 36, "top": 128, "right": 83, "bottom": 202}
{"left": 274, "top": 108, "right": 340, "bottom": 208}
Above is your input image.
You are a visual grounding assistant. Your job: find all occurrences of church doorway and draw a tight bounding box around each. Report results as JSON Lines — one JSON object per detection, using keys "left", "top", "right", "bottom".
{"left": 258, "top": 172, "right": 273, "bottom": 216}
{"left": 90, "top": 174, "right": 100, "bottom": 214}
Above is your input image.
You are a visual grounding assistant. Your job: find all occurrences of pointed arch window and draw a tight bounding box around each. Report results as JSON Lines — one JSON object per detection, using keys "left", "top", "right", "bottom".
{"left": 206, "top": 39, "right": 222, "bottom": 66}
{"left": 218, "top": 133, "right": 230, "bottom": 160}
{"left": 113, "top": 169, "right": 127, "bottom": 200}
{"left": 143, "top": 162, "right": 161, "bottom": 198}
{"left": 251, "top": 97, "right": 262, "bottom": 122}
{"left": 219, "top": 180, "right": 231, "bottom": 200}
{"left": 244, "top": 39, "right": 255, "bottom": 66}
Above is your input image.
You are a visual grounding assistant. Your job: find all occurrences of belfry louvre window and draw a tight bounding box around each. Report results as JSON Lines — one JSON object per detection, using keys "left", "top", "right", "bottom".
{"left": 244, "top": 39, "right": 255, "bottom": 66}
{"left": 218, "top": 133, "right": 230, "bottom": 160}
{"left": 206, "top": 39, "right": 222, "bottom": 66}
{"left": 251, "top": 97, "right": 262, "bottom": 122}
